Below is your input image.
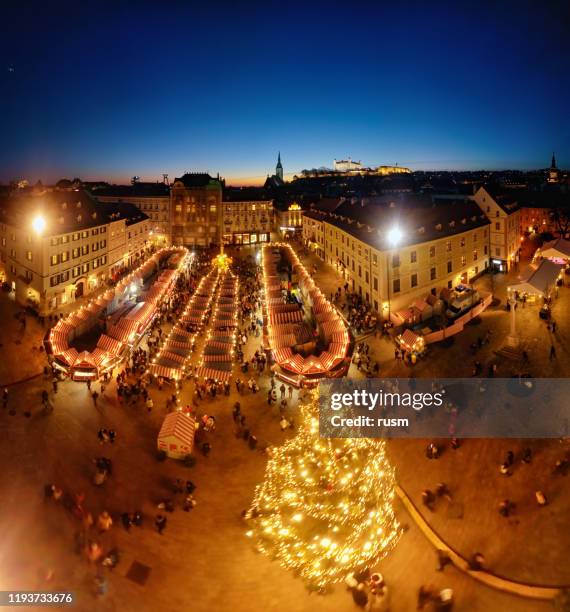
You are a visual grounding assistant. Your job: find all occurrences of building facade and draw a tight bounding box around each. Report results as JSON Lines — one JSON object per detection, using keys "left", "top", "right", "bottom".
{"left": 221, "top": 199, "right": 274, "bottom": 244}
{"left": 170, "top": 174, "right": 223, "bottom": 247}
{"left": 303, "top": 198, "right": 490, "bottom": 316}
{"left": 473, "top": 186, "right": 521, "bottom": 272}
{"left": 276, "top": 202, "right": 304, "bottom": 237}
{"left": 0, "top": 190, "right": 150, "bottom": 313}
{"left": 93, "top": 183, "right": 170, "bottom": 245}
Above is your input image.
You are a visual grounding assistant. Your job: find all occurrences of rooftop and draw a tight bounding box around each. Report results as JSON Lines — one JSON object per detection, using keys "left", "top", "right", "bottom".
{"left": 0, "top": 190, "right": 149, "bottom": 235}
{"left": 92, "top": 183, "right": 170, "bottom": 198}
{"left": 304, "top": 197, "right": 489, "bottom": 250}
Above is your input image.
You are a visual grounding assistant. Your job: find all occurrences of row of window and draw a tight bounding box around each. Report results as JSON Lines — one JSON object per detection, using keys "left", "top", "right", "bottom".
{"left": 50, "top": 227, "right": 107, "bottom": 246}
{"left": 50, "top": 240, "right": 107, "bottom": 265}
{"left": 49, "top": 256, "right": 108, "bottom": 287}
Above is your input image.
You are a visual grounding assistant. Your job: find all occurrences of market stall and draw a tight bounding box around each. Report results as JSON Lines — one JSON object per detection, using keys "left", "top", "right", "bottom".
{"left": 157, "top": 412, "right": 196, "bottom": 459}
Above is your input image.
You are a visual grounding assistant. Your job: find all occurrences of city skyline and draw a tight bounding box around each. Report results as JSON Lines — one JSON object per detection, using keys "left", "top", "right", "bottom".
{"left": 1, "top": 1, "right": 569, "bottom": 185}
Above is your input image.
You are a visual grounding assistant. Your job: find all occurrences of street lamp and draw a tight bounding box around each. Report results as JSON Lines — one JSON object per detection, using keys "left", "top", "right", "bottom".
{"left": 32, "top": 215, "right": 46, "bottom": 234}
{"left": 385, "top": 227, "right": 402, "bottom": 322}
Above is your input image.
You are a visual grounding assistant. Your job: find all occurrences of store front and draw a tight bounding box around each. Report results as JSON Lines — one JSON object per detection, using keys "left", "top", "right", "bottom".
{"left": 223, "top": 232, "right": 270, "bottom": 245}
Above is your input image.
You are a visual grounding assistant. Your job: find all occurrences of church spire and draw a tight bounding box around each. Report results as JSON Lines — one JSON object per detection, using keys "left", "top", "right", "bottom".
{"left": 276, "top": 152, "right": 283, "bottom": 181}
{"left": 551, "top": 152, "right": 557, "bottom": 169}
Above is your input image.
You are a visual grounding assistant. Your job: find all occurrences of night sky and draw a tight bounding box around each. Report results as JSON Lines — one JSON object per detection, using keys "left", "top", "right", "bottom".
{"left": 1, "top": 1, "right": 569, "bottom": 185}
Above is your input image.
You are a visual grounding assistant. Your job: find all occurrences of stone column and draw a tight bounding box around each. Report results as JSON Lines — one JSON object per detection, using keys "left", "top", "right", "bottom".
{"left": 506, "top": 295, "right": 519, "bottom": 347}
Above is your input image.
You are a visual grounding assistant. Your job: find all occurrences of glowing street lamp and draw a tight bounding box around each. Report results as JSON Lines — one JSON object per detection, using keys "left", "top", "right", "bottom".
{"left": 387, "top": 226, "right": 402, "bottom": 247}
{"left": 386, "top": 227, "right": 403, "bottom": 321}
{"left": 32, "top": 215, "right": 46, "bottom": 234}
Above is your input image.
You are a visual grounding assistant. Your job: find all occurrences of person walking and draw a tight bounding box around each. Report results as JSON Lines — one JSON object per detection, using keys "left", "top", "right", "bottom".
{"left": 155, "top": 514, "right": 167, "bottom": 534}
{"left": 146, "top": 397, "right": 154, "bottom": 413}
{"left": 280, "top": 383, "right": 286, "bottom": 400}
{"left": 288, "top": 386, "right": 293, "bottom": 400}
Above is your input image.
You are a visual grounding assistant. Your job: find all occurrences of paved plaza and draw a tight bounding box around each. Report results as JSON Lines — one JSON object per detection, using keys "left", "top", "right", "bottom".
{"left": 0, "top": 242, "right": 568, "bottom": 611}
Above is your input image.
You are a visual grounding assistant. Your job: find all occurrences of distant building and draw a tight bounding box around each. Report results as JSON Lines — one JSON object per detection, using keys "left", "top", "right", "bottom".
{"left": 275, "top": 201, "right": 304, "bottom": 237}
{"left": 265, "top": 153, "right": 285, "bottom": 189}
{"left": 0, "top": 190, "right": 150, "bottom": 313}
{"left": 472, "top": 186, "right": 521, "bottom": 272}
{"left": 548, "top": 152, "right": 560, "bottom": 184}
{"left": 334, "top": 158, "right": 362, "bottom": 173}
{"left": 170, "top": 173, "right": 223, "bottom": 248}
{"left": 376, "top": 165, "right": 411, "bottom": 176}
{"left": 93, "top": 182, "right": 170, "bottom": 246}
{"left": 221, "top": 190, "right": 274, "bottom": 245}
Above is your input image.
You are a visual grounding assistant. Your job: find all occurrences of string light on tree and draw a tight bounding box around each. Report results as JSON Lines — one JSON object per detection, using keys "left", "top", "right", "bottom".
{"left": 245, "top": 389, "right": 401, "bottom": 591}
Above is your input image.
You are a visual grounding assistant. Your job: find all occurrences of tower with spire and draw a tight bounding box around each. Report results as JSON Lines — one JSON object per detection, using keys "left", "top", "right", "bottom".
{"left": 548, "top": 152, "right": 559, "bottom": 183}
{"left": 276, "top": 152, "right": 283, "bottom": 182}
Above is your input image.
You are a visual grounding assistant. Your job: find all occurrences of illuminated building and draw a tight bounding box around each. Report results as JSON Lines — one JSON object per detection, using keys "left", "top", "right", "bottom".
{"left": 93, "top": 182, "right": 170, "bottom": 245}
{"left": 472, "top": 186, "right": 522, "bottom": 272}
{"left": 303, "top": 195, "right": 491, "bottom": 317}
{"left": 170, "top": 173, "right": 223, "bottom": 247}
{"left": 0, "top": 190, "right": 150, "bottom": 313}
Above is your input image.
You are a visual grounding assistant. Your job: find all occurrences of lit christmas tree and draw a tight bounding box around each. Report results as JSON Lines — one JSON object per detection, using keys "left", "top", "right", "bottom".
{"left": 245, "top": 390, "right": 401, "bottom": 590}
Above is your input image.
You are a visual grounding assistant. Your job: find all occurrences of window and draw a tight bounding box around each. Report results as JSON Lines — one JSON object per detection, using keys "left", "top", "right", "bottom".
{"left": 81, "top": 245, "right": 89, "bottom": 255}
{"left": 430, "top": 267, "right": 436, "bottom": 280}
{"left": 73, "top": 232, "right": 80, "bottom": 241}
{"left": 393, "top": 279, "right": 400, "bottom": 293}
{"left": 446, "top": 240, "right": 451, "bottom": 252}
{"left": 495, "top": 222, "right": 500, "bottom": 231}
{"left": 82, "top": 263, "right": 89, "bottom": 274}
{"left": 410, "top": 250, "right": 417, "bottom": 263}
{"left": 358, "top": 265, "right": 362, "bottom": 278}
{"left": 101, "top": 255, "right": 107, "bottom": 265}
{"left": 461, "top": 255, "right": 466, "bottom": 266}
{"left": 100, "top": 227, "right": 106, "bottom": 233}
{"left": 495, "top": 211, "right": 499, "bottom": 218}
{"left": 484, "top": 245, "right": 488, "bottom": 255}
{"left": 26, "top": 251, "right": 33, "bottom": 261}
{"left": 447, "top": 261, "right": 452, "bottom": 273}
{"left": 448, "top": 280, "right": 453, "bottom": 289}
{"left": 10, "top": 248, "right": 16, "bottom": 258}
{"left": 365, "top": 271, "right": 369, "bottom": 283}
{"left": 93, "top": 259, "right": 99, "bottom": 269}
{"left": 429, "top": 246, "right": 436, "bottom": 257}
{"left": 411, "top": 273, "right": 418, "bottom": 287}
{"left": 460, "top": 237, "right": 465, "bottom": 247}
{"left": 50, "top": 276, "right": 58, "bottom": 287}
{"left": 72, "top": 266, "right": 80, "bottom": 278}
{"left": 392, "top": 254, "right": 400, "bottom": 267}
{"left": 373, "top": 277, "right": 378, "bottom": 291}
{"left": 50, "top": 254, "right": 58, "bottom": 266}
{"left": 372, "top": 254, "right": 377, "bottom": 265}
{"left": 50, "top": 237, "right": 59, "bottom": 246}
{"left": 73, "top": 248, "right": 80, "bottom": 258}
{"left": 81, "top": 231, "right": 88, "bottom": 239}
{"left": 473, "top": 249, "right": 478, "bottom": 261}
{"left": 495, "top": 247, "right": 501, "bottom": 257}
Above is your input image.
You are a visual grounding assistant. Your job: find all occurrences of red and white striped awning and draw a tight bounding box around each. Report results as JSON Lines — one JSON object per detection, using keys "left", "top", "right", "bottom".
{"left": 97, "top": 334, "right": 124, "bottom": 356}
{"left": 204, "top": 341, "right": 234, "bottom": 353}
{"left": 110, "top": 319, "right": 140, "bottom": 342}
{"left": 400, "top": 328, "right": 422, "bottom": 349}
{"left": 90, "top": 348, "right": 111, "bottom": 367}
{"left": 149, "top": 363, "right": 181, "bottom": 380}
{"left": 273, "top": 347, "right": 293, "bottom": 364}
{"left": 159, "top": 350, "right": 187, "bottom": 365}
{"left": 203, "top": 353, "right": 232, "bottom": 363}
{"left": 56, "top": 347, "right": 79, "bottom": 367}
{"left": 282, "top": 353, "right": 305, "bottom": 374}
{"left": 194, "top": 366, "right": 231, "bottom": 383}
{"left": 73, "top": 350, "right": 97, "bottom": 370}
{"left": 158, "top": 412, "right": 196, "bottom": 449}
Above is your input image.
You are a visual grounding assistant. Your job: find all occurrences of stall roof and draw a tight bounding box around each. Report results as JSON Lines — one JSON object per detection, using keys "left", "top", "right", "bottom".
{"left": 540, "top": 238, "right": 570, "bottom": 259}
{"left": 508, "top": 259, "right": 562, "bottom": 296}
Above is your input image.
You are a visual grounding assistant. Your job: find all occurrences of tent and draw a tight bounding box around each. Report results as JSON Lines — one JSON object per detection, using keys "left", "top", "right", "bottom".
{"left": 539, "top": 238, "right": 570, "bottom": 261}
{"left": 157, "top": 412, "right": 196, "bottom": 459}
{"left": 507, "top": 260, "right": 562, "bottom": 297}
